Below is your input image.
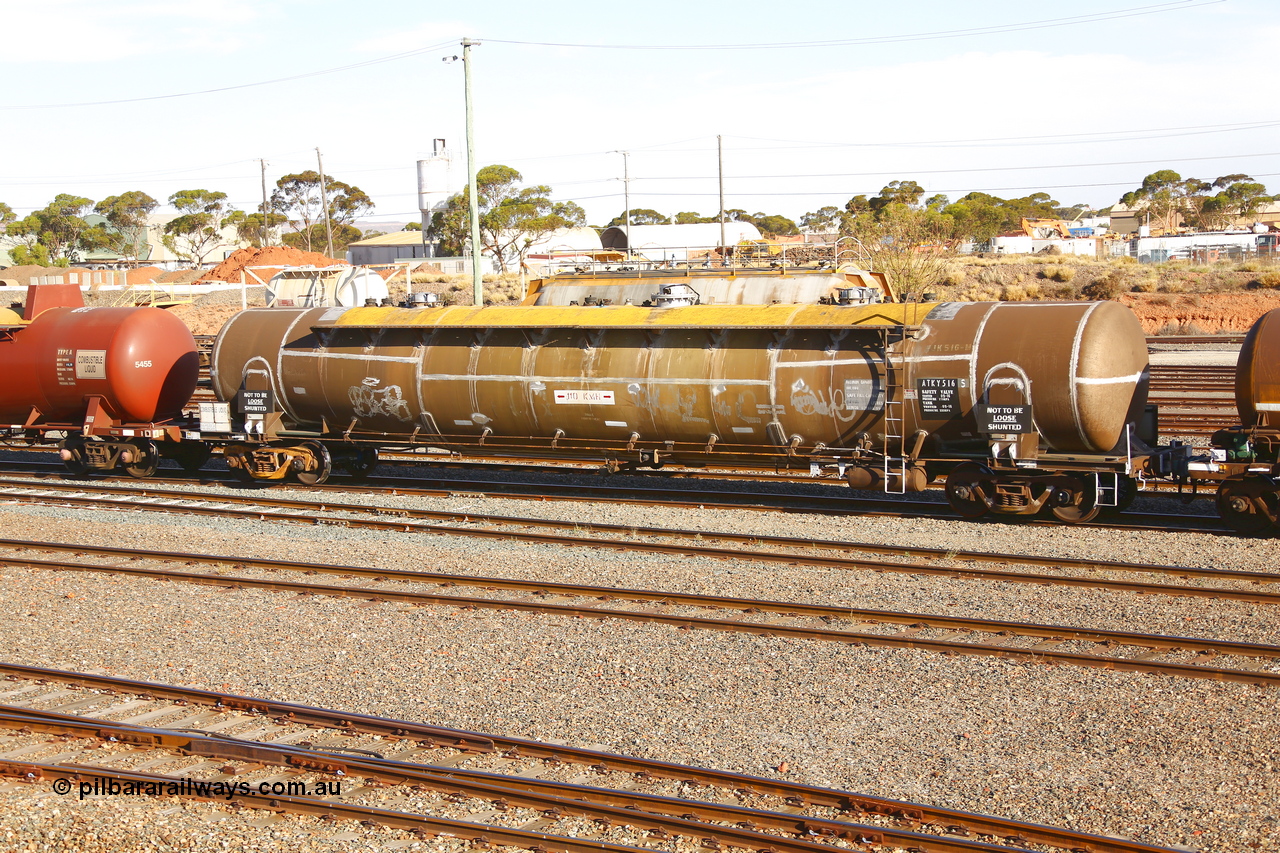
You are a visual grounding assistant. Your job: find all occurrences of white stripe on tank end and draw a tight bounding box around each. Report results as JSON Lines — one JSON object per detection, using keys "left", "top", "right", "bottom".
{"left": 1068, "top": 302, "right": 1102, "bottom": 448}
{"left": 1074, "top": 371, "right": 1145, "bottom": 385}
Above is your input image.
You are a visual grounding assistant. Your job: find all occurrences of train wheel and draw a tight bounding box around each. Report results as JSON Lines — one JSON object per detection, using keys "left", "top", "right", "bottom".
{"left": 293, "top": 441, "right": 332, "bottom": 486}
{"left": 1216, "top": 475, "right": 1280, "bottom": 535}
{"left": 945, "top": 463, "right": 993, "bottom": 518}
{"left": 122, "top": 440, "right": 160, "bottom": 479}
{"left": 342, "top": 447, "right": 379, "bottom": 480}
{"left": 61, "top": 438, "right": 89, "bottom": 476}
{"left": 1049, "top": 476, "right": 1101, "bottom": 524}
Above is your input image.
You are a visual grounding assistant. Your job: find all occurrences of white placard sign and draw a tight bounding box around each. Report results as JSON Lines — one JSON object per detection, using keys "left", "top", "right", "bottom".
{"left": 554, "top": 389, "right": 615, "bottom": 405}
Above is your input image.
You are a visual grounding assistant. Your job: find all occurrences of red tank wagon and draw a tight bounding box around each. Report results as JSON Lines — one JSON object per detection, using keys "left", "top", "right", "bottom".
{"left": 0, "top": 285, "right": 200, "bottom": 476}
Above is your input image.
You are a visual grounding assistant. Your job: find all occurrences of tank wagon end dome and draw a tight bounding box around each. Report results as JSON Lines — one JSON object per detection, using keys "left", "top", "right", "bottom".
{"left": 1237, "top": 307, "right": 1280, "bottom": 428}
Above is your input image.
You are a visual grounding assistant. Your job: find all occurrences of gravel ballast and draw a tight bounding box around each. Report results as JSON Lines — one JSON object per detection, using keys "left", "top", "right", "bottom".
{"left": 0, "top": 492, "right": 1277, "bottom": 852}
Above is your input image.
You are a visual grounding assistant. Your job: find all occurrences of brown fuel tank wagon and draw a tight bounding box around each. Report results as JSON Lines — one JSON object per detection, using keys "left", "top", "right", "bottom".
{"left": 209, "top": 299, "right": 1161, "bottom": 521}
{"left": 1206, "top": 307, "right": 1280, "bottom": 533}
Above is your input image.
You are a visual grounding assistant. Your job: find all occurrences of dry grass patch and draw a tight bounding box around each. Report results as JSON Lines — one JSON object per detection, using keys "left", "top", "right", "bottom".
{"left": 1038, "top": 264, "right": 1076, "bottom": 283}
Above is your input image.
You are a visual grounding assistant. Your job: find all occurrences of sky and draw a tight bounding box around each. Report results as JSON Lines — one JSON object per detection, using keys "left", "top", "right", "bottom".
{"left": 1, "top": 0, "right": 1276, "bottom": 228}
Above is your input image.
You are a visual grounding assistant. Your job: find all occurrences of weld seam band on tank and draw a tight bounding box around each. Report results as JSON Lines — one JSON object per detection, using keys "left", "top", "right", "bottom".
{"left": 385, "top": 374, "right": 775, "bottom": 387}
{"left": 1069, "top": 302, "right": 1102, "bottom": 448}
{"left": 968, "top": 303, "right": 999, "bottom": 410}
{"left": 904, "top": 354, "right": 971, "bottom": 363}
{"left": 276, "top": 311, "right": 313, "bottom": 422}
{"left": 283, "top": 352, "right": 418, "bottom": 363}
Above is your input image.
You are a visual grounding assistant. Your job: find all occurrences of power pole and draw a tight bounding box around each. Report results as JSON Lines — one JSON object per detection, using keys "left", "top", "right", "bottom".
{"left": 717, "top": 135, "right": 726, "bottom": 254}
{"left": 259, "top": 159, "right": 270, "bottom": 247}
{"left": 316, "top": 147, "right": 335, "bottom": 257}
{"left": 463, "top": 37, "right": 483, "bottom": 307}
{"left": 614, "top": 150, "right": 631, "bottom": 258}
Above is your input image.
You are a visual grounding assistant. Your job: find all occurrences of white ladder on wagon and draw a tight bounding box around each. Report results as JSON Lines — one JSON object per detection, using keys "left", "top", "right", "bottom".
{"left": 880, "top": 326, "right": 909, "bottom": 494}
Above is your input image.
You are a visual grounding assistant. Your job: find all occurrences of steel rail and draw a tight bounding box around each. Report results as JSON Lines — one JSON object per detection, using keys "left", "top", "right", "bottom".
{"left": 0, "top": 460, "right": 917, "bottom": 517}
{"left": 0, "top": 707, "right": 1052, "bottom": 853}
{"left": 0, "top": 479, "right": 1267, "bottom": 602}
{"left": 0, "top": 480, "right": 1249, "bottom": 579}
{"left": 1146, "top": 335, "right": 1243, "bottom": 345}
{"left": 3, "top": 761, "right": 660, "bottom": 853}
{"left": 4, "top": 547, "right": 1278, "bottom": 685}
{"left": 0, "top": 453, "right": 1229, "bottom": 522}
{"left": 0, "top": 664, "right": 1183, "bottom": 853}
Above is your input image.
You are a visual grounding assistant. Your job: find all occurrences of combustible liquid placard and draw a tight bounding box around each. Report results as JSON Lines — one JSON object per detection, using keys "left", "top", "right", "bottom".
{"left": 75, "top": 350, "right": 107, "bottom": 380}
{"left": 554, "top": 390, "right": 615, "bottom": 405}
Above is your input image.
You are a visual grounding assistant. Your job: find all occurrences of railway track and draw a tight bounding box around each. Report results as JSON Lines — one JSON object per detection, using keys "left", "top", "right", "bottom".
{"left": 1147, "top": 365, "right": 1238, "bottom": 439}
{"left": 0, "top": 664, "right": 1184, "bottom": 853}
{"left": 1, "top": 535, "right": 1277, "bottom": 685}
{"left": 0, "top": 448, "right": 1228, "bottom": 507}
{"left": 0, "top": 478, "right": 1255, "bottom": 599}
{"left": 1145, "top": 334, "right": 1245, "bottom": 346}
{"left": 0, "top": 456, "right": 1231, "bottom": 533}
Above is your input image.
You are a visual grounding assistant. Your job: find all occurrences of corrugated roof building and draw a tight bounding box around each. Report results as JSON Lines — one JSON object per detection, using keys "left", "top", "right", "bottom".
{"left": 598, "top": 222, "right": 762, "bottom": 262}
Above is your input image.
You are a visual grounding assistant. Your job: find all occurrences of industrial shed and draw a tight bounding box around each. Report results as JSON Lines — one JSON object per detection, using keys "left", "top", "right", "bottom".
{"left": 346, "top": 232, "right": 434, "bottom": 266}
{"left": 598, "top": 222, "right": 762, "bottom": 262}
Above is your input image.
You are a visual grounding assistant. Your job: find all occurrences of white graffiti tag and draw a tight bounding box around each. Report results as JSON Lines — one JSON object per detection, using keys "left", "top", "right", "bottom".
{"left": 349, "top": 383, "right": 413, "bottom": 422}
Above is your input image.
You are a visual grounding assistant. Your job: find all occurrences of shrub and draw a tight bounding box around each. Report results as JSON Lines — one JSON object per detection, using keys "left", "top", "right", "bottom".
{"left": 1038, "top": 264, "right": 1075, "bottom": 283}
{"left": 1236, "top": 260, "right": 1265, "bottom": 273}
{"left": 1247, "top": 271, "right": 1280, "bottom": 290}
{"left": 1114, "top": 255, "right": 1138, "bottom": 266}
{"left": 958, "top": 285, "right": 1001, "bottom": 302}
{"left": 1159, "top": 281, "right": 1186, "bottom": 294}
{"left": 1081, "top": 274, "right": 1124, "bottom": 300}
{"left": 1131, "top": 279, "right": 1159, "bottom": 293}
{"left": 1000, "top": 284, "right": 1027, "bottom": 301}
{"left": 939, "top": 264, "right": 966, "bottom": 287}
{"left": 976, "top": 268, "right": 1006, "bottom": 287}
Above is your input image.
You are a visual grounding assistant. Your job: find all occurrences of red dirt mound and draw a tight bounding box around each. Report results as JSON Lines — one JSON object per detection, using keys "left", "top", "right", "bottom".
{"left": 156, "top": 269, "right": 205, "bottom": 284}
{"left": 126, "top": 266, "right": 164, "bottom": 285}
{"left": 1120, "top": 291, "right": 1280, "bottom": 335}
{"left": 197, "top": 247, "right": 347, "bottom": 284}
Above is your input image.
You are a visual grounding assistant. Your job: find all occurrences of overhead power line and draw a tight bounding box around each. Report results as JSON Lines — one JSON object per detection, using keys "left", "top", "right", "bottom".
{"left": 487, "top": 1, "right": 1219, "bottom": 50}
{"left": 609, "top": 150, "right": 1280, "bottom": 182}
{"left": 729, "top": 120, "right": 1280, "bottom": 151}
{"left": 0, "top": 41, "right": 457, "bottom": 110}
{"left": 564, "top": 173, "right": 1280, "bottom": 199}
